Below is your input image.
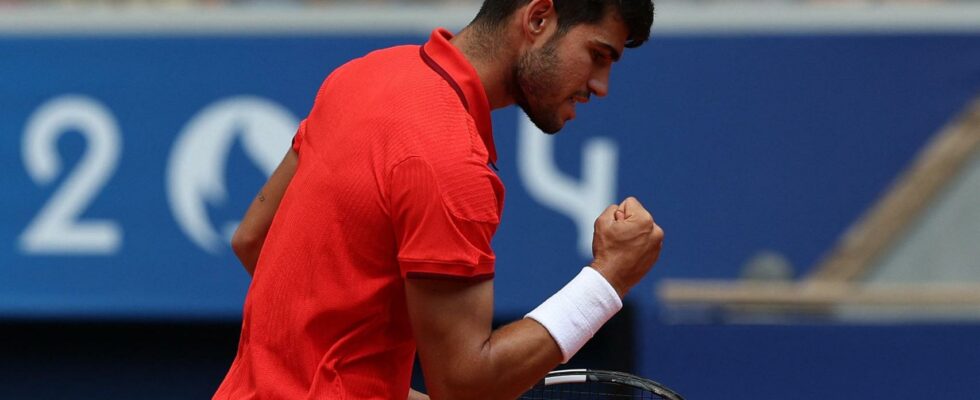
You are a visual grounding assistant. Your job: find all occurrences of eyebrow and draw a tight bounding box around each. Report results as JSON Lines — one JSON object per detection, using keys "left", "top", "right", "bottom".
{"left": 594, "top": 40, "right": 621, "bottom": 62}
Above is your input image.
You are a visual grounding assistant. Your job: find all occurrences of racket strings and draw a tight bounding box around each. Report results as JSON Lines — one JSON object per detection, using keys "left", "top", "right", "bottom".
{"left": 520, "top": 381, "right": 662, "bottom": 399}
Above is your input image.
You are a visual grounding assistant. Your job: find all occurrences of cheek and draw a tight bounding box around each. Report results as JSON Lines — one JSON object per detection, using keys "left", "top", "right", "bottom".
{"left": 559, "top": 52, "right": 592, "bottom": 78}
{"left": 559, "top": 54, "right": 593, "bottom": 86}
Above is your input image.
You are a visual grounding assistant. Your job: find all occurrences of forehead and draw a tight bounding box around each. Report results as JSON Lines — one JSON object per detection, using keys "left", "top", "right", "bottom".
{"left": 561, "top": 10, "right": 630, "bottom": 52}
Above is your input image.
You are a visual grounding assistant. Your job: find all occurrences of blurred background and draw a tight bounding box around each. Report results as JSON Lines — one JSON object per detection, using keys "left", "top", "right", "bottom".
{"left": 2, "top": 1, "right": 980, "bottom": 399}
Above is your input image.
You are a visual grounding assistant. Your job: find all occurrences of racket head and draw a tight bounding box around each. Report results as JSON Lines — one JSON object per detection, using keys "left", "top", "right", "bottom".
{"left": 520, "top": 369, "right": 685, "bottom": 400}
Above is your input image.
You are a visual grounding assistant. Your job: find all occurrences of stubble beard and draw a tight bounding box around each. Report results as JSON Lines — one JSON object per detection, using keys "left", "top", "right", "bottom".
{"left": 513, "top": 40, "right": 565, "bottom": 134}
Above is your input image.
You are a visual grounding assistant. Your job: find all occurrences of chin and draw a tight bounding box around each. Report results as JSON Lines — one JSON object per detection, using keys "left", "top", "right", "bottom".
{"left": 529, "top": 111, "right": 565, "bottom": 134}
{"left": 519, "top": 101, "right": 565, "bottom": 134}
{"left": 534, "top": 119, "right": 563, "bottom": 135}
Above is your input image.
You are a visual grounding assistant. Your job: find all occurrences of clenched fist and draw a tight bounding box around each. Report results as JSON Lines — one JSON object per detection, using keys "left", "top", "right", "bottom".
{"left": 590, "top": 196, "right": 664, "bottom": 298}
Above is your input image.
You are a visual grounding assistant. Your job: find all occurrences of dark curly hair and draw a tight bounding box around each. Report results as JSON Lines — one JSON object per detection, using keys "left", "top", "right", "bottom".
{"left": 471, "top": 0, "right": 654, "bottom": 48}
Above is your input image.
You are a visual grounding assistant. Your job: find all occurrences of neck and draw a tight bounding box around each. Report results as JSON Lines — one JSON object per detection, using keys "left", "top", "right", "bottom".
{"left": 450, "top": 26, "right": 517, "bottom": 110}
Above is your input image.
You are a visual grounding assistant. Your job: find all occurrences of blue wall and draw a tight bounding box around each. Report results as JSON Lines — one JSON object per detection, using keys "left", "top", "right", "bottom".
{"left": 3, "top": 30, "right": 980, "bottom": 397}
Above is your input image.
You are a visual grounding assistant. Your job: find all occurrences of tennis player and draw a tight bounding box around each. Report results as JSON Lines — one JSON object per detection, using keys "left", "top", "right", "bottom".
{"left": 214, "top": 0, "right": 660, "bottom": 399}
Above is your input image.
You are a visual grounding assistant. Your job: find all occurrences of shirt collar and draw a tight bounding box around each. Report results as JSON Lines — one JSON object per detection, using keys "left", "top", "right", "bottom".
{"left": 420, "top": 28, "right": 497, "bottom": 164}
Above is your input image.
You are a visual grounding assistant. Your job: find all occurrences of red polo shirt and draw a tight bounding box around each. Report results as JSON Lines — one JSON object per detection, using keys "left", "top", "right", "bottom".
{"left": 213, "top": 28, "right": 503, "bottom": 399}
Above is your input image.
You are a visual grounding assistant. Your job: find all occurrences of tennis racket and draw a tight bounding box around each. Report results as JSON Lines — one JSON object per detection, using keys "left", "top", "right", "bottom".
{"left": 520, "top": 369, "right": 684, "bottom": 400}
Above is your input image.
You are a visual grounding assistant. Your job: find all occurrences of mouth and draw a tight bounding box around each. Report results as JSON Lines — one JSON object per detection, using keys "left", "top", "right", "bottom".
{"left": 572, "top": 94, "right": 590, "bottom": 104}
{"left": 566, "top": 98, "right": 577, "bottom": 120}
{"left": 567, "top": 91, "right": 591, "bottom": 120}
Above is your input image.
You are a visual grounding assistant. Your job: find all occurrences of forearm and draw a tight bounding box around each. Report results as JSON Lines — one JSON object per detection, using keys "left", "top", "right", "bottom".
{"left": 231, "top": 187, "right": 282, "bottom": 275}
{"left": 482, "top": 318, "right": 564, "bottom": 398}
{"left": 231, "top": 149, "right": 297, "bottom": 276}
{"left": 231, "top": 190, "right": 275, "bottom": 276}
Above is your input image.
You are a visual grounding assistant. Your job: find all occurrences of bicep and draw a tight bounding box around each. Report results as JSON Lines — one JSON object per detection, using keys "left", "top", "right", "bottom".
{"left": 404, "top": 277, "right": 494, "bottom": 393}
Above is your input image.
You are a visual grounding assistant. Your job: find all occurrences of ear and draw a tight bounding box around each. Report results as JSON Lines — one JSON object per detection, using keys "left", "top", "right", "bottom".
{"left": 520, "top": 0, "right": 557, "bottom": 45}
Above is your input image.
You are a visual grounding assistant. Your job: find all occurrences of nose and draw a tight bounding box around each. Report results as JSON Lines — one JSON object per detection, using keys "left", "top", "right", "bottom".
{"left": 588, "top": 73, "right": 609, "bottom": 98}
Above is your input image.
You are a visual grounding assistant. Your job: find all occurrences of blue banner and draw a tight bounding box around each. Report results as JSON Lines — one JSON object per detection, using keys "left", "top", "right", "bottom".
{"left": 3, "top": 33, "right": 980, "bottom": 319}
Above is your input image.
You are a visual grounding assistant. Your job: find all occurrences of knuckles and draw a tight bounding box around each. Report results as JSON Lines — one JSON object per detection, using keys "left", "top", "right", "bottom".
{"left": 652, "top": 225, "right": 665, "bottom": 242}
{"left": 638, "top": 217, "right": 654, "bottom": 230}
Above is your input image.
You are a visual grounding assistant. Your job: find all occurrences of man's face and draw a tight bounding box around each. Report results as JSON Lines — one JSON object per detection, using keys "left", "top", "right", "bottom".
{"left": 514, "top": 10, "right": 629, "bottom": 134}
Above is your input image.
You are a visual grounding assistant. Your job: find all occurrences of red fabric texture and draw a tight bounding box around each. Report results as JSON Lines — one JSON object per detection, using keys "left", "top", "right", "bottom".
{"left": 212, "top": 29, "right": 503, "bottom": 399}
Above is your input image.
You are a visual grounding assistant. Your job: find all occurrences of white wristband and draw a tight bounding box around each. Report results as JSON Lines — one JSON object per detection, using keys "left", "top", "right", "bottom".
{"left": 525, "top": 266, "right": 623, "bottom": 363}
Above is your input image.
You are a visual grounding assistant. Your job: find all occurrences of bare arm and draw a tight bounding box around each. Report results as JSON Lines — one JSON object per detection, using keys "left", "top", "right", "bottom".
{"left": 406, "top": 197, "right": 663, "bottom": 400}
{"left": 231, "top": 148, "right": 298, "bottom": 276}
{"left": 405, "top": 277, "right": 563, "bottom": 400}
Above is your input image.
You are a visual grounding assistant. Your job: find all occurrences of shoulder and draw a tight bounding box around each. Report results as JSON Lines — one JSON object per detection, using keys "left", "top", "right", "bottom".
{"left": 324, "top": 44, "right": 468, "bottom": 129}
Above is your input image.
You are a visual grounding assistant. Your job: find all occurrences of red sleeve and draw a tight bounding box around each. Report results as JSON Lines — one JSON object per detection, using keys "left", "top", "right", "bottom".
{"left": 389, "top": 156, "right": 502, "bottom": 280}
{"left": 291, "top": 119, "right": 307, "bottom": 153}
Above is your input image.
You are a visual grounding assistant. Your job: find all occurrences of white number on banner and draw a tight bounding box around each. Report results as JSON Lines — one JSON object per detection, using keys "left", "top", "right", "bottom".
{"left": 19, "top": 95, "right": 123, "bottom": 254}
{"left": 517, "top": 114, "right": 619, "bottom": 259}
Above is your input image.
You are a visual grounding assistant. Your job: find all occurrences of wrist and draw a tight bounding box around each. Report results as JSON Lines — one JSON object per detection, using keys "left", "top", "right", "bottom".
{"left": 525, "top": 267, "right": 623, "bottom": 362}
{"left": 589, "top": 260, "right": 628, "bottom": 299}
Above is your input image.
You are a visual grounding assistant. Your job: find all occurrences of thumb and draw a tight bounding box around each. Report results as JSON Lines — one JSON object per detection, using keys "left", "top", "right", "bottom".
{"left": 596, "top": 204, "right": 619, "bottom": 227}
{"left": 619, "top": 196, "right": 640, "bottom": 219}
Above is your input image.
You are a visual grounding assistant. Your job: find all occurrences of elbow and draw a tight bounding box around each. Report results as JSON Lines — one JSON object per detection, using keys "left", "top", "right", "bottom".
{"left": 230, "top": 228, "right": 263, "bottom": 261}
{"left": 425, "top": 372, "right": 474, "bottom": 400}
{"left": 427, "top": 383, "right": 486, "bottom": 400}
{"left": 427, "top": 370, "right": 504, "bottom": 400}
{"left": 429, "top": 387, "right": 510, "bottom": 400}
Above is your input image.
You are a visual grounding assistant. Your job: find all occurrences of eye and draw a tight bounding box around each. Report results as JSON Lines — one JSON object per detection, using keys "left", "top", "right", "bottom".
{"left": 591, "top": 49, "right": 605, "bottom": 63}
{"left": 590, "top": 47, "right": 614, "bottom": 66}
